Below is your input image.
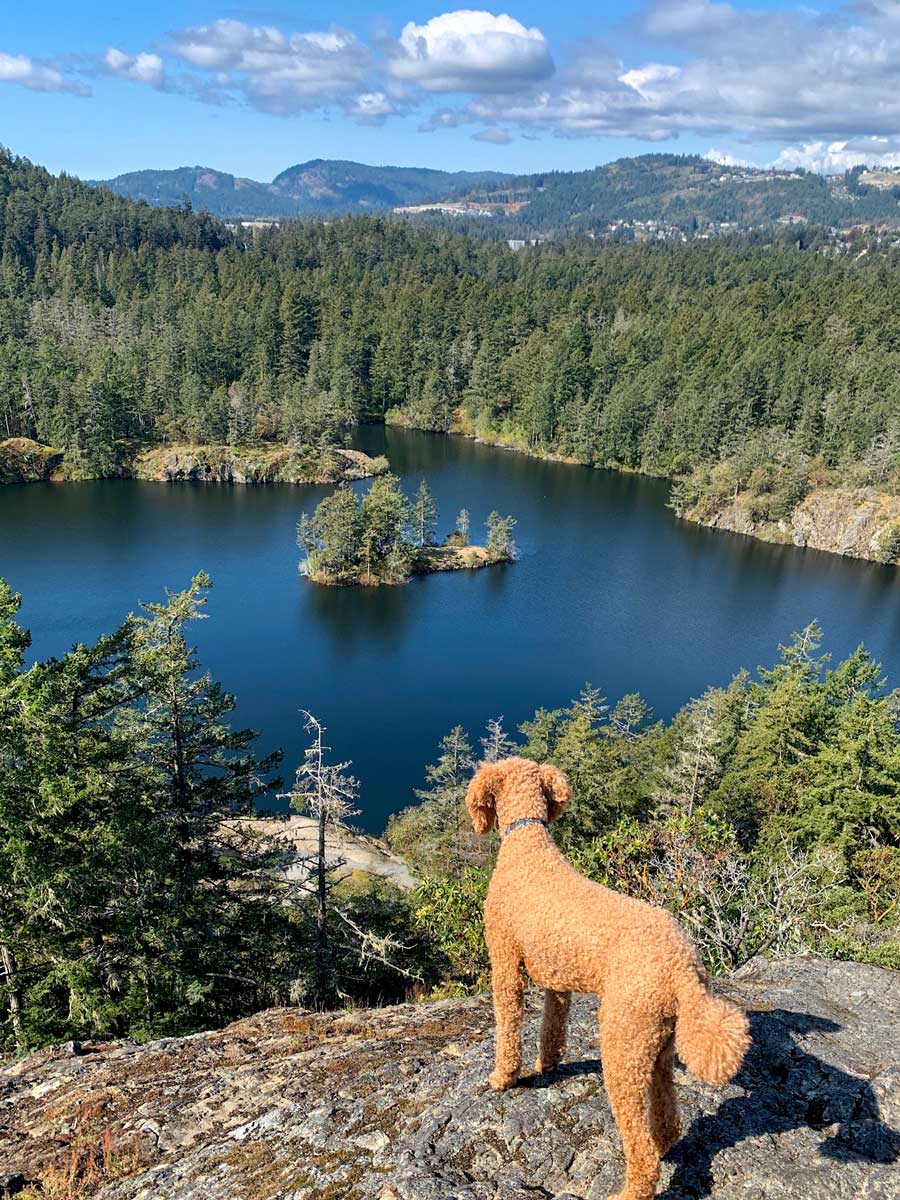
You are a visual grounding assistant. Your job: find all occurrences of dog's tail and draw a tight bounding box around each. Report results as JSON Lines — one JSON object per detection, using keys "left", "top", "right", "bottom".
{"left": 674, "top": 960, "right": 750, "bottom": 1085}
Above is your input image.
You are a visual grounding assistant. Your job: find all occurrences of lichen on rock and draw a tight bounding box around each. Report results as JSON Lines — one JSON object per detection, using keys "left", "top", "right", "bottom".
{"left": 0, "top": 438, "right": 64, "bottom": 484}
{"left": 131, "top": 444, "right": 388, "bottom": 486}
{"left": 2, "top": 957, "right": 898, "bottom": 1199}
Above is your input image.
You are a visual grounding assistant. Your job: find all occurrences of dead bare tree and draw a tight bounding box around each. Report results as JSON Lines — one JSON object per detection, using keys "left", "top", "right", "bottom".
{"left": 279, "top": 712, "right": 422, "bottom": 1007}
{"left": 0, "top": 943, "right": 25, "bottom": 1056}
{"left": 281, "top": 711, "right": 358, "bottom": 1004}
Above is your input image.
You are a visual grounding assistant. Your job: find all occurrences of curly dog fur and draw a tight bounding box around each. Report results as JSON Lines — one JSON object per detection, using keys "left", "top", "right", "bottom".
{"left": 467, "top": 757, "right": 751, "bottom": 1200}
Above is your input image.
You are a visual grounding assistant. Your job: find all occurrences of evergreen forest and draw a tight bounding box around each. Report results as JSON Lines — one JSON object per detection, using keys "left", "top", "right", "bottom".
{"left": 2, "top": 574, "right": 898, "bottom": 1055}
{"left": 2, "top": 148, "right": 900, "bottom": 517}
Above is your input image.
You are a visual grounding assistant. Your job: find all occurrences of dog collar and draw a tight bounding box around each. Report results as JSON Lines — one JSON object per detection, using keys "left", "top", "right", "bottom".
{"left": 502, "top": 817, "right": 548, "bottom": 839}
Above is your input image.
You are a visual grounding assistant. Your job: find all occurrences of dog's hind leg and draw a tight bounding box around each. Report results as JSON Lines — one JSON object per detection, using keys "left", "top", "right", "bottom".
{"left": 600, "top": 1004, "right": 666, "bottom": 1200}
{"left": 534, "top": 988, "right": 571, "bottom": 1074}
{"left": 487, "top": 936, "right": 524, "bottom": 1091}
{"left": 648, "top": 1025, "right": 681, "bottom": 1157}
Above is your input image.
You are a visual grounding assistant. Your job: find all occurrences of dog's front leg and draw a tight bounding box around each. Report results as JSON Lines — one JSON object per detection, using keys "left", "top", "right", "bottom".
{"left": 487, "top": 940, "right": 524, "bottom": 1090}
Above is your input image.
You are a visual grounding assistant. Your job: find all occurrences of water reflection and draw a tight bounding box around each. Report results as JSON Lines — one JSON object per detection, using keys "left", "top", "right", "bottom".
{"left": 302, "top": 574, "right": 424, "bottom": 652}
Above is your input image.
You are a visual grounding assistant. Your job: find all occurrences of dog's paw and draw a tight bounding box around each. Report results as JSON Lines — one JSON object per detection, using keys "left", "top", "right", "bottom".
{"left": 654, "top": 1119, "right": 683, "bottom": 1157}
{"left": 534, "top": 1055, "right": 561, "bottom": 1074}
{"left": 487, "top": 1069, "right": 517, "bottom": 1091}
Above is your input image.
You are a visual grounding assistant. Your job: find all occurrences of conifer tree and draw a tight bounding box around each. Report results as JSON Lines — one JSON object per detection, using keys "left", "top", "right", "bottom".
{"left": 413, "top": 479, "right": 438, "bottom": 547}
{"left": 485, "top": 512, "right": 517, "bottom": 561}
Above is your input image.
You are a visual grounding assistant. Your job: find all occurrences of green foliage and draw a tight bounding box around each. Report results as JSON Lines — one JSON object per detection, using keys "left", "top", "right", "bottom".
{"left": 411, "top": 869, "right": 491, "bottom": 993}
{"left": 485, "top": 512, "right": 517, "bottom": 562}
{"left": 298, "top": 475, "right": 515, "bottom": 584}
{"left": 0, "top": 573, "right": 295, "bottom": 1054}
{"left": 0, "top": 579, "right": 29, "bottom": 684}
{"left": 413, "top": 480, "right": 438, "bottom": 548}
{"left": 4, "top": 147, "right": 900, "bottom": 507}
{"left": 387, "top": 623, "right": 900, "bottom": 992}
{"left": 299, "top": 485, "right": 363, "bottom": 582}
{"left": 386, "top": 727, "right": 480, "bottom": 877}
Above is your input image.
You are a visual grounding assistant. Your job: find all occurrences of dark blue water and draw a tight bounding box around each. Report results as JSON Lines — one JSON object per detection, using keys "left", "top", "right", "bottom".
{"left": 2, "top": 426, "right": 899, "bottom": 832}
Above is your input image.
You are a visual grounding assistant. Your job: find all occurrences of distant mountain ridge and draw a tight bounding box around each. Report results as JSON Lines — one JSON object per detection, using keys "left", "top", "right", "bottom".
{"left": 90, "top": 159, "right": 514, "bottom": 219}
{"left": 409, "top": 154, "right": 900, "bottom": 238}
{"left": 90, "top": 153, "right": 900, "bottom": 234}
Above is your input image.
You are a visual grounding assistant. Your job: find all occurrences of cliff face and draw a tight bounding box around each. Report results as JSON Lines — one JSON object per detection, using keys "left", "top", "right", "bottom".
{"left": 0, "top": 438, "right": 63, "bottom": 483}
{"left": 695, "top": 487, "right": 900, "bottom": 565}
{"left": 2, "top": 958, "right": 898, "bottom": 1200}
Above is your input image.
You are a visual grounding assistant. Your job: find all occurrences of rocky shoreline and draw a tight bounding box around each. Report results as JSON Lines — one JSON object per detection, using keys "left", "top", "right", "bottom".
{"left": 0, "top": 439, "right": 388, "bottom": 486}
{"left": 1, "top": 956, "right": 897, "bottom": 1199}
{"left": 305, "top": 543, "right": 502, "bottom": 587}
{"left": 451, "top": 422, "right": 900, "bottom": 569}
{"left": 679, "top": 486, "right": 900, "bottom": 566}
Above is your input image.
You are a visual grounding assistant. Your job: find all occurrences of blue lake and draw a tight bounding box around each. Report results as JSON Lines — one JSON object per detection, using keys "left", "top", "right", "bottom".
{"left": 2, "top": 425, "right": 899, "bottom": 832}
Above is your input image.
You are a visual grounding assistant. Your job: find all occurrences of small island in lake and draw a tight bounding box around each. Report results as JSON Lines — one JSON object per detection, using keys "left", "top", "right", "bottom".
{"left": 297, "top": 474, "right": 517, "bottom": 585}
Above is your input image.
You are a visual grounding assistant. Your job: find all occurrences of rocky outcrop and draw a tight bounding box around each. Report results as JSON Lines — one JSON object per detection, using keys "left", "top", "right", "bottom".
{"left": 789, "top": 488, "right": 900, "bottom": 560}
{"left": 0, "top": 438, "right": 63, "bottom": 483}
{"left": 2, "top": 957, "right": 897, "bottom": 1199}
{"left": 0, "top": 442, "right": 388, "bottom": 486}
{"left": 230, "top": 815, "right": 416, "bottom": 890}
{"left": 696, "top": 487, "right": 900, "bottom": 565}
{"left": 131, "top": 445, "right": 388, "bottom": 485}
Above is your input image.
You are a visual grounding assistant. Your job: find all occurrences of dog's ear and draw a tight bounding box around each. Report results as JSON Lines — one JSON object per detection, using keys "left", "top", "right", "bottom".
{"left": 539, "top": 763, "right": 570, "bottom": 823}
{"left": 466, "top": 762, "right": 501, "bottom": 834}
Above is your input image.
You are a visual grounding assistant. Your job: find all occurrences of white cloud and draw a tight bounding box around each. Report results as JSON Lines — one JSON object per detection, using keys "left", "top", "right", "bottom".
{"left": 771, "top": 138, "right": 900, "bottom": 174}
{"left": 19, "top": 2, "right": 900, "bottom": 160}
{"left": 618, "top": 63, "right": 680, "bottom": 100}
{"left": 641, "top": 0, "right": 739, "bottom": 41}
{"left": 389, "top": 10, "right": 553, "bottom": 93}
{"left": 345, "top": 91, "right": 399, "bottom": 124}
{"left": 456, "top": 0, "right": 900, "bottom": 148}
{"left": 166, "top": 18, "right": 370, "bottom": 114}
{"left": 104, "top": 47, "right": 164, "bottom": 87}
{"left": 0, "top": 51, "right": 87, "bottom": 94}
{"left": 704, "top": 147, "right": 756, "bottom": 168}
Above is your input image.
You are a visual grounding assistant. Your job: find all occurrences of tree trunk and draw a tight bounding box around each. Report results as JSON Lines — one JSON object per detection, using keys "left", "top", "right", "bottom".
{"left": 1, "top": 942, "right": 25, "bottom": 1056}
{"left": 313, "top": 720, "right": 330, "bottom": 1007}
{"left": 316, "top": 801, "right": 328, "bottom": 1002}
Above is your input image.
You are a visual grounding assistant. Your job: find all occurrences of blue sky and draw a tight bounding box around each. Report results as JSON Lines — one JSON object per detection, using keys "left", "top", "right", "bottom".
{"left": 3, "top": 0, "right": 900, "bottom": 180}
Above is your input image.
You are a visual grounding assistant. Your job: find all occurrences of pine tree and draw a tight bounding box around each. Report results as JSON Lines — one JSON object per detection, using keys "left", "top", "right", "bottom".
{"left": 481, "top": 717, "right": 515, "bottom": 763}
{"left": 302, "top": 485, "right": 362, "bottom": 582}
{"left": 386, "top": 727, "right": 477, "bottom": 878}
{"left": 455, "top": 508, "right": 470, "bottom": 545}
{"left": 413, "top": 480, "right": 438, "bottom": 547}
{"left": 121, "top": 573, "right": 282, "bottom": 1024}
{"left": 0, "top": 580, "right": 29, "bottom": 685}
{"left": 485, "top": 512, "right": 517, "bottom": 561}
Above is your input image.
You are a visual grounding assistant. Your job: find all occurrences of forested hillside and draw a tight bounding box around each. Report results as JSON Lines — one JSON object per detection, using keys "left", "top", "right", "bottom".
{"left": 420, "top": 154, "right": 900, "bottom": 237}
{"left": 3, "top": 147, "right": 900, "bottom": 555}
{"left": 93, "top": 159, "right": 512, "bottom": 219}
{"left": 92, "top": 153, "right": 900, "bottom": 235}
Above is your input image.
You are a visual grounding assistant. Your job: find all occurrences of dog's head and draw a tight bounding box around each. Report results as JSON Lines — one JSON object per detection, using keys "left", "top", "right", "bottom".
{"left": 465, "top": 756, "right": 570, "bottom": 835}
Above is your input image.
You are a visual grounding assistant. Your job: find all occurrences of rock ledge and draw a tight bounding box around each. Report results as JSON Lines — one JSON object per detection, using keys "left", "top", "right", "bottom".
{"left": 1, "top": 957, "right": 898, "bottom": 1199}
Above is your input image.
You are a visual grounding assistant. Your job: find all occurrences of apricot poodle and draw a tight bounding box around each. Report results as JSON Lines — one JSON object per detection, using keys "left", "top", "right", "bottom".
{"left": 466, "top": 756, "right": 751, "bottom": 1200}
